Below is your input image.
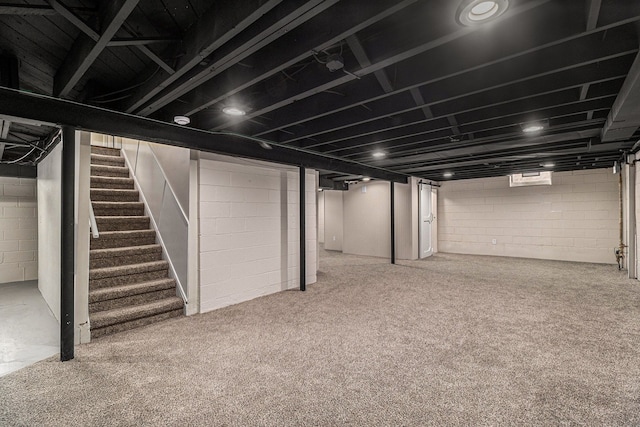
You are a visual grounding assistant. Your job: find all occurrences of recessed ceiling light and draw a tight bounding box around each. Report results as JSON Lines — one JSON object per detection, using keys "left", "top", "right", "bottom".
{"left": 443, "top": 172, "right": 454, "bottom": 178}
{"left": 541, "top": 162, "right": 555, "bottom": 168}
{"left": 173, "top": 115, "right": 190, "bottom": 125}
{"left": 222, "top": 106, "right": 246, "bottom": 116}
{"left": 372, "top": 151, "right": 386, "bottom": 158}
{"left": 456, "top": 0, "right": 509, "bottom": 26}
{"left": 522, "top": 124, "right": 545, "bottom": 133}
{"left": 362, "top": 177, "right": 371, "bottom": 182}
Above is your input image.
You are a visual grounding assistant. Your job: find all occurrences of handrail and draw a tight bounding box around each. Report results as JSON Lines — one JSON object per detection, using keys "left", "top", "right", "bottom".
{"left": 121, "top": 141, "right": 189, "bottom": 305}
{"left": 89, "top": 202, "right": 99, "bottom": 238}
{"left": 147, "top": 143, "right": 189, "bottom": 224}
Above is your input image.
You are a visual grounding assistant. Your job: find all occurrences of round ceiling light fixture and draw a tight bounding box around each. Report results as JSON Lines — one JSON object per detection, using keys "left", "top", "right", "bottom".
{"left": 173, "top": 115, "right": 190, "bottom": 125}
{"left": 222, "top": 106, "right": 246, "bottom": 116}
{"left": 522, "top": 123, "right": 545, "bottom": 133}
{"left": 541, "top": 162, "right": 555, "bottom": 168}
{"left": 362, "top": 177, "right": 371, "bottom": 182}
{"left": 372, "top": 151, "right": 386, "bottom": 158}
{"left": 456, "top": 0, "right": 509, "bottom": 26}
{"left": 443, "top": 172, "right": 455, "bottom": 178}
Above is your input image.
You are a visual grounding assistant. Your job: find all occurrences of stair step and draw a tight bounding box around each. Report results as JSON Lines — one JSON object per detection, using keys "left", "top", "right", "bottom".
{"left": 90, "top": 229, "right": 156, "bottom": 250}
{"left": 91, "top": 154, "right": 125, "bottom": 167}
{"left": 89, "top": 278, "right": 176, "bottom": 313}
{"left": 91, "top": 146, "right": 121, "bottom": 156}
{"left": 90, "top": 189, "right": 139, "bottom": 202}
{"left": 90, "top": 244, "right": 162, "bottom": 269}
{"left": 91, "top": 165, "right": 129, "bottom": 178}
{"left": 91, "top": 176, "right": 134, "bottom": 190}
{"left": 90, "top": 297, "right": 183, "bottom": 337}
{"left": 90, "top": 260, "right": 169, "bottom": 289}
{"left": 94, "top": 216, "right": 150, "bottom": 232}
{"left": 92, "top": 201, "right": 144, "bottom": 216}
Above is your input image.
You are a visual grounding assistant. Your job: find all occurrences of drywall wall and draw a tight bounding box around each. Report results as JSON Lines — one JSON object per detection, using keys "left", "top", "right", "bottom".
{"left": 37, "top": 143, "right": 62, "bottom": 320}
{"left": 438, "top": 169, "right": 619, "bottom": 264}
{"left": 198, "top": 154, "right": 317, "bottom": 312}
{"left": 0, "top": 177, "right": 37, "bottom": 283}
{"left": 323, "top": 190, "right": 343, "bottom": 251}
{"left": 343, "top": 181, "right": 391, "bottom": 258}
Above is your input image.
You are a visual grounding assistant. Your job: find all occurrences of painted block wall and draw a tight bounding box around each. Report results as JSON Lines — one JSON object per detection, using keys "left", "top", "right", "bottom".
{"left": 198, "top": 155, "right": 317, "bottom": 312}
{"left": 0, "top": 177, "right": 37, "bottom": 283}
{"left": 323, "top": 190, "right": 343, "bottom": 251}
{"left": 438, "top": 169, "right": 619, "bottom": 264}
{"left": 318, "top": 191, "right": 325, "bottom": 244}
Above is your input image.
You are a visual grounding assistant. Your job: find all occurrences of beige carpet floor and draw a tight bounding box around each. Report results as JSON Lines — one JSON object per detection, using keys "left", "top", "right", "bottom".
{"left": 1, "top": 250, "right": 639, "bottom": 426}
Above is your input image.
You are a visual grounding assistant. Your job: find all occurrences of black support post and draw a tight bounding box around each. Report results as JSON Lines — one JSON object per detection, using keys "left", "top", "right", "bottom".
{"left": 391, "top": 181, "right": 395, "bottom": 265}
{"left": 60, "top": 126, "right": 75, "bottom": 361}
{"left": 299, "top": 166, "right": 306, "bottom": 291}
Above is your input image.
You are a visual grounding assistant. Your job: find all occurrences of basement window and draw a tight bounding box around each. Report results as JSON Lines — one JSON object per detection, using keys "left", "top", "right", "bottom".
{"left": 509, "top": 171, "right": 552, "bottom": 187}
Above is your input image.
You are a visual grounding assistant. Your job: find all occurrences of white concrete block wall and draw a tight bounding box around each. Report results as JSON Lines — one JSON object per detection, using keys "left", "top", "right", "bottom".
{"left": 438, "top": 169, "right": 619, "bottom": 264}
{"left": 199, "top": 157, "right": 317, "bottom": 312}
{"left": 0, "top": 177, "right": 38, "bottom": 283}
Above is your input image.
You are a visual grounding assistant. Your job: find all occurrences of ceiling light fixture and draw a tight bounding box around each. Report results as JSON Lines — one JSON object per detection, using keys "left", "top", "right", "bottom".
{"left": 372, "top": 151, "right": 386, "bottom": 158}
{"left": 456, "top": 0, "right": 509, "bottom": 26}
{"left": 522, "top": 123, "right": 545, "bottom": 133}
{"left": 173, "top": 115, "right": 190, "bottom": 125}
{"left": 443, "top": 172, "right": 455, "bottom": 178}
{"left": 222, "top": 106, "right": 246, "bottom": 116}
{"left": 362, "top": 177, "right": 371, "bottom": 182}
{"left": 541, "top": 162, "right": 555, "bottom": 168}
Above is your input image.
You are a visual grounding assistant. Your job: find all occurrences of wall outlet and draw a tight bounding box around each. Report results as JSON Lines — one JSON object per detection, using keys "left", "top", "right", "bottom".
{"left": 492, "top": 239, "right": 497, "bottom": 245}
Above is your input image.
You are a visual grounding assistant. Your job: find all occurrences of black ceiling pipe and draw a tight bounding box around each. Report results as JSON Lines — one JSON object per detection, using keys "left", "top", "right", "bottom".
{"left": 300, "top": 166, "right": 306, "bottom": 292}
{"left": 60, "top": 126, "right": 75, "bottom": 361}
{"left": 0, "top": 88, "right": 408, "bottom": 183}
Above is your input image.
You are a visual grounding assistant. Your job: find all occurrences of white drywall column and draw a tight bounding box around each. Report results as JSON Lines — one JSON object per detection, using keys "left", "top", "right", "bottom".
{"left": 75, "top": 131, "right": 91, "bottom": 343}
{"left": 187, "top": 151, "right": 200, "bottom": 315}
{"left": 323, "top": 190, "right": 343, "bottom": 251}
{"left": 626, "top": 156, "right": 636, "bottom": 278}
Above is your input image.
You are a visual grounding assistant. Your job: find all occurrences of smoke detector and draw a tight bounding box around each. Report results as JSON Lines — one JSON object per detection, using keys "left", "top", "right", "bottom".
{"left": 326, "top": 54, "right": 344, "bottom": 72}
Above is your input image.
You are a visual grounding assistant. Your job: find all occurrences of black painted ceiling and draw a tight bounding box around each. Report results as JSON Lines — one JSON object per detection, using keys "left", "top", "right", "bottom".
{"left": 1, "top": 0, "right": 639, "bottom": 182}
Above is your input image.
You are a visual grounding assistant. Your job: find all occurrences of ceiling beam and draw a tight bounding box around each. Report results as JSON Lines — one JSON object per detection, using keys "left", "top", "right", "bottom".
{"left": 0, "top": 87, "right": 408, "bottom": 183}
{"left": 134, "top": 0, "right": 341, "bottom": 117}
{"left": 171, "top": 0, "right": 416, "bottom": 120}
{"left": 53, "top": 0, "right": 139, "bottom": 97}
{"left": 292, "top": 45, "right": 636, "bottom": 149}
{"left": 579, "top": 0, "right": 602, "bottom": 119}
{"left": 106, "top": 37, "right": 178, "bottom": 47}
{"left": 245, "top": 7, "right": 640, "bottom": 140}
{"left": 346, "top": 34, "right": 394, "bottom": 93}
{"left": 207, "top": 0, "right": 551, "bottom": 131}
{"left": 602, "top": 51, "right": 640, "bottom": 141}
{"left": 121, "top": 0, "right": 284, "bottom": 114}
{"left": 409, "top": 88, "right": 434, "bottom": 120}
{"left": 0, "top": 119, "right": 9, "bottom": 160}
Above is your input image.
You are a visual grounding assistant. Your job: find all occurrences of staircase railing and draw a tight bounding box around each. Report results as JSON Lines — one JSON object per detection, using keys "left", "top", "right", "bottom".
{"left": 89, "top": 202, "right": 99, "bottom": 238}
{"left": 120, "top": 140, "right": 189, "bottom": 306}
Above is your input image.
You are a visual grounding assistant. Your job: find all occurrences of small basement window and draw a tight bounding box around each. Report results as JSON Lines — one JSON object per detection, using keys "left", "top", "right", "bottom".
{"left": 509, "top": 171, "right": 552, "bottom": 187}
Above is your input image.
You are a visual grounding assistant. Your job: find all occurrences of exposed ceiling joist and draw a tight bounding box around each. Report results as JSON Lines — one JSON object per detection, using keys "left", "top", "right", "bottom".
{"left": 176, "top": 0, "right": 417, "bottom": 119}
{"left": 346, "top": 34, "right": 394, "bottom": 93}
{"left": 0, "top": 88, "right": 408, "bottom": 183}
{"left": 53, "top": 0, "right": 140, "bottom": 97}
{"left": 122, "top": 0, "right": 284, "bottom": 114}
{"left": 602, "top": 51, "right": 640, "bottom": 142}
{"left": 134, "top": 0, "right": 341, "bottom": 117}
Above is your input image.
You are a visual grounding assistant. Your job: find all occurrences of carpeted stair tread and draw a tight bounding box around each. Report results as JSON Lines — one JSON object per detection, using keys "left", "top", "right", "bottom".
{"left": 91, "top": 176, "right": 135, "bottom": 190}
{"left": 89, "top": 244, "right": 162, "bottom": 268}
{"left": 90, "top": 309, "right": 183, "bottom": 339}
{"left": 90, "top": 297, "right": 183, "bottom": 330}
{"left": 89, "top": 278, "right": 176, "bottom": 303}
{"left": 91, "top": 146, "right": 121, "bottom": 156}
{"left": 94, "top": 216, "right": 150, "bottom": 231}
{"left": 90, "top": 260, "right": 169, "bottom": 280}
{"left": 90, "top": 189, "right": 139, "bottom": 202}
{"left": 90, "top": 244, "right": 162, "bottom": 259}
{"left": 90, "top": 229, "right": 156, "bottom": 250}
{"left": 92, "top": 201, "right": 145, "bottom": 216}
{"left": 91, "top": 164, "right": 130, "bottom": 178}
{"left": 91, "top": 153, "right": 125, "bottom": 167}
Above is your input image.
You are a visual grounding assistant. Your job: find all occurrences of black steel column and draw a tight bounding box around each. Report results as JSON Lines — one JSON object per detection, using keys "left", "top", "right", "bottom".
{"left": 61, "top": 126, "right": 75, "bottom": 361}
{"left": 390, "top": 181, "right": 395, "bottom": 264}
{"left": 299, "top": 166, "right": 306, "bottom": 291}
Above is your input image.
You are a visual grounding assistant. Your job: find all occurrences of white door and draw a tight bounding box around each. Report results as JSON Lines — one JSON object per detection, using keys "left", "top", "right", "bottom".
{"left": 419, "top": 183, "right": 433, "bottom": 258}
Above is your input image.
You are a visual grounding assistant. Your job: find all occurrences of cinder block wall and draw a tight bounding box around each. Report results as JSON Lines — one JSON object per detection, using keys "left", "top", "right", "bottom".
{"left": 438, "top": 169, "right": 619, "bottom": 264}
{"left": 198, "top": 156, "right": 317, "bottom": 312}
{"left": 0, "top": 177, "right": 38, "bottom": 283}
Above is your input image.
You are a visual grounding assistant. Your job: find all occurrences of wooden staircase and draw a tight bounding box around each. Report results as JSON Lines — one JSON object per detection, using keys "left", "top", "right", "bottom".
{"left": 89, "top": 146, "right": 183, "bottom": 338}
